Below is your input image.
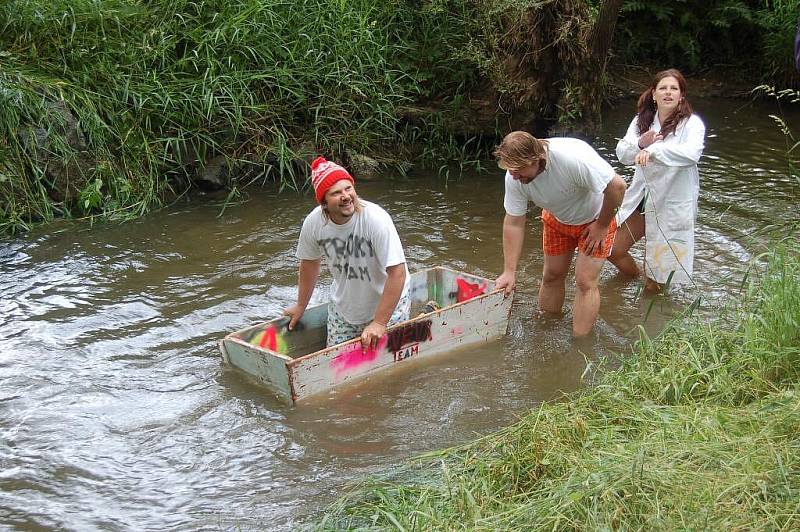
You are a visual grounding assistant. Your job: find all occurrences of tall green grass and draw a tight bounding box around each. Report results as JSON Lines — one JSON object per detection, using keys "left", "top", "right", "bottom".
{"left": 1, "top": 0, "right": 475, "bottom": 234}
{"left": 317, "top": 242, "right": 800, "bottom": 530}
{"left": 0, "top": 0, "right": 614, "bottom": 235}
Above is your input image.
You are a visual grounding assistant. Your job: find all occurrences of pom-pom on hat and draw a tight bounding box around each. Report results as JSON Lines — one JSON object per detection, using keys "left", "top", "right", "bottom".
{"left": 310, "top": 156, "right": 354, "bottom": 203}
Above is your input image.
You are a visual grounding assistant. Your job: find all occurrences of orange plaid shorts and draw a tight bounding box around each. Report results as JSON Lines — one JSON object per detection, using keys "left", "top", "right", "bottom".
{"left": 541, "top": 209, "right": 617, "bottom": 258}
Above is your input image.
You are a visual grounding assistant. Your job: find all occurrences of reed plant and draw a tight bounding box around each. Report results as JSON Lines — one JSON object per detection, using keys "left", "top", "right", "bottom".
{"left": 317, "top": 242, "right": 800, "bottom": 530}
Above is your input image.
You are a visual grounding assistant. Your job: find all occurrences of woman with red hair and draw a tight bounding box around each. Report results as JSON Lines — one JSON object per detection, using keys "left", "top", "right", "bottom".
{"left": 609, "top": 68, "right": 706, "bottom": 292}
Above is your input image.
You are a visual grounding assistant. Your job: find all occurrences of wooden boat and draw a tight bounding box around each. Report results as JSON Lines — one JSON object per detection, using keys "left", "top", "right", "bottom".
{"left": 219, "top": 267, "right": 511, "bottom": 404}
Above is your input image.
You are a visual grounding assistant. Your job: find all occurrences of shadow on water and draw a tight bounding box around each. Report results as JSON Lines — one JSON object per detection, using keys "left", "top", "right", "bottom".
{"left": 0, "top": 96, "right": 797, "bottom": 530}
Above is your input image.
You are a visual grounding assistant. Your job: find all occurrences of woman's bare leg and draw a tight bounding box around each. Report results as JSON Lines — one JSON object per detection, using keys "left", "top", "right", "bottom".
{"left": 644, "top": 277, "right": 663, "bottom": 293}
{"left": 608, "top": 212, "right": 645, "bottom": 277}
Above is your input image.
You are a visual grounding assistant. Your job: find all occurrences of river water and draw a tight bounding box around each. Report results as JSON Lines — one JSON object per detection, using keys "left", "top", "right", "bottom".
{"left": 1, "top": 98, "right": 798, "bottom": 530}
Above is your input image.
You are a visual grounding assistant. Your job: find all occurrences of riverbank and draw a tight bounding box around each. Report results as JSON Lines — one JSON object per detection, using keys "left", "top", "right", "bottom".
{"left": 610, "top": 64, "right": 760, "bottom": 100}
{"left": 317, "top": 241, "right": 800, "bottom": 530}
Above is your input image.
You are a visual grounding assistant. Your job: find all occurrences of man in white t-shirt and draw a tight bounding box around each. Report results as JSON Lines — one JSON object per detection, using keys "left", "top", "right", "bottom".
{"left": 284, "top": 156, "right": 410, "bottom": 348}
{"left": 493, "top": 131, "right": 626, "bottom": 336}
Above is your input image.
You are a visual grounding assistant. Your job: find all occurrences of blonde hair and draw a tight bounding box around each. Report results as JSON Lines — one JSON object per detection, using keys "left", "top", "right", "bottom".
{"left": 493, "top": 131, "right": 548, "bottom": 170}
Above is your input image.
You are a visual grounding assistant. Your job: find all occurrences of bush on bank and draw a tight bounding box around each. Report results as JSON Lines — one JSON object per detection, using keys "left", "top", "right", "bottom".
{"left": 317, "top": 242, "right": 800, "bottom": 530}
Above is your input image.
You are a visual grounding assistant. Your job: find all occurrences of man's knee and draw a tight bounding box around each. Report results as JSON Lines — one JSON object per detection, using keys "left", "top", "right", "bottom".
{"left": 574, "top": 263, "right": 602, "bottom": 293}
{"left": 575, "top": 275, "right": 599, "bottom": 294}
{"left": 541, "top": 268, "right": 568, "bottom": 285}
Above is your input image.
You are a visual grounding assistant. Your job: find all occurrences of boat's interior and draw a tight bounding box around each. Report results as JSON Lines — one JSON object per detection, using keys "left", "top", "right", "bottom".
{"left": 232, "top": 267, "right": 494, "bottom": 359}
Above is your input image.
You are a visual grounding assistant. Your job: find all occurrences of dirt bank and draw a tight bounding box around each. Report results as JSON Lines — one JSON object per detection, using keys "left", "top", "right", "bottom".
{"left": 610, "top": 65, "right": 759, "bottom": 100}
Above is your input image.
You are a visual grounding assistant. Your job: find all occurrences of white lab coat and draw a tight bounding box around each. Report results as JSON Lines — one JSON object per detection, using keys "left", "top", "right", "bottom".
{"left": 616, "top": 113, "right": 705, "bottom": 286}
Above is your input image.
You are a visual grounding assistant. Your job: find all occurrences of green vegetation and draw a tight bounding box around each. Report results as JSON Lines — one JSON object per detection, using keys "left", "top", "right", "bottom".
{"left": 1, "top": 1, "right": 798, "bottom": 235}
{"left": 0, "top": 0, "right": 593, "bottom": 235}
{"left": 0, "top": 0, "right": 431, "bottom": 234}
{"left": 317, "top": 242, "right": 800, "bottom": 530}
{"left": 611, "top": 0, "right": 800, "bottom": 85}
{"left": 757, "top": 86, "right": 800, "bottom": 182}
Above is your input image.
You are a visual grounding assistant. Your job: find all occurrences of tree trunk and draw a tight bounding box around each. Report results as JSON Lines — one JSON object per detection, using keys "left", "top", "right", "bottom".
{"left": 432, "top": 0, "right": 626, "bottom": 137}
{"left": 573, "top": 0, "right": 624, "bottom": 134}
{"left": 589, "top": 0, "right": 624, "bottom": 65}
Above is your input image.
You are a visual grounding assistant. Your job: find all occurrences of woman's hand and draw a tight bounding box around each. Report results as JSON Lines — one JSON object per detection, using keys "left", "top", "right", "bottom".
{"left": 638, "top": 131, "right": 663, "bottom": 149}
{"left": 635, "top": 149, "right": 651, "bottom": 167}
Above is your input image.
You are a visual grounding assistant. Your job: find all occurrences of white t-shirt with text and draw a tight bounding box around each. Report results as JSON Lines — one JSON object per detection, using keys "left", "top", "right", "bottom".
{"left": 503, "top": 137, "right": 616, "bottom": 225}
{"left": 296, "top": 200, "right": 409, "bottom": 324}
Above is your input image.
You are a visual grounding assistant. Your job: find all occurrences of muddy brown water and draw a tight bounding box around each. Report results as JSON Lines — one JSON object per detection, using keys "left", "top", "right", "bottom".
{"left": 1, "top": 98, "right": 798, "bottom": 530}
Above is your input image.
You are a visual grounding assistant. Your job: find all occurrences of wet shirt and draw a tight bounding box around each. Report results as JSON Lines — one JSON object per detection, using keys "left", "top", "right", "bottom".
{"left": 503, "top": 137, "right": 616, "bottom": 225}
{"left": 296, "top": 200, "right": 409, "bottom": 324}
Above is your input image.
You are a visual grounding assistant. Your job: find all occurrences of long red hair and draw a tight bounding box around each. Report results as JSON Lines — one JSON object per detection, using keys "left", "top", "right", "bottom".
{"left": 636, "top": 68, "right": 693, "bottom": 138}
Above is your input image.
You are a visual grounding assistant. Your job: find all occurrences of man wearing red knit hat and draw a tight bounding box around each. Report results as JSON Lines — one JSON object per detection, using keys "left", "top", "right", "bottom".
{"left": 283, "top": 156, "right": 410, "bottom": 349}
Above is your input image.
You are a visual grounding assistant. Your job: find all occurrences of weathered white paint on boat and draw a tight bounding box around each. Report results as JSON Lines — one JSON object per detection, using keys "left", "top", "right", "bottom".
{"left": 220, "top": 267, "right": 512, "bottom": 404}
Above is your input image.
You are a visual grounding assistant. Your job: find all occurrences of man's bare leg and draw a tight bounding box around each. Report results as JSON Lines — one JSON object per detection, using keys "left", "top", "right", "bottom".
{"left": 573, "top": 253, "right": 607, "bottom": 336}
{"left": 539, "top": 252, "right": 573, "bottom": 314}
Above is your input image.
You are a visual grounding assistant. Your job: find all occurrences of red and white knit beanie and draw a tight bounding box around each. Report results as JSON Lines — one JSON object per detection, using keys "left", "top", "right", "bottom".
{"left": 310, "top": 156, "right": 354, "bottom": 203}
